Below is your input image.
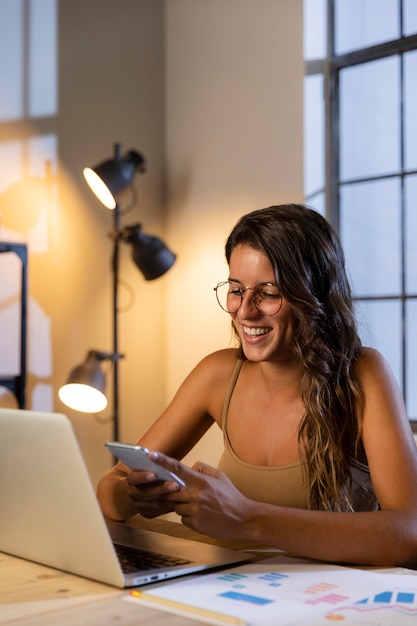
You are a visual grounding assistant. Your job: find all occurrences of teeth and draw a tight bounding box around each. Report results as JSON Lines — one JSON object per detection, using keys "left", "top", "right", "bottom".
{"left": 244, "top": 326, "right": 269, "bottom": 336}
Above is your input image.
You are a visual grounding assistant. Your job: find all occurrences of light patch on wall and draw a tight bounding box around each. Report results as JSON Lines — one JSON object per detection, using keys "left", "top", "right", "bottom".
{"left": 28, "top": 296, "right": 51, "bottom": 378}
{"left": 31, "top": 382, "right": 53, "bottom": 411}
{"left": 27, "top": 134, "right": 57, "bottom": 253}
{"left": 0, "top": 259, "right": 20, "bottom": 374}
{"left": 0, "top": 142, "right": 24, "bottom": 197}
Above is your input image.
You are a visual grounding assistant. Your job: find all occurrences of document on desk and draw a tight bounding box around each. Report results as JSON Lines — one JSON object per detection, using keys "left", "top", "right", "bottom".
{"left": 123, "top": 555, "right": 417, "bottom": 625}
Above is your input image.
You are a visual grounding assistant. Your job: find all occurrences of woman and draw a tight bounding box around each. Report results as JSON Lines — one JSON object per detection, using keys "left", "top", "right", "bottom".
{"left": 97, "top": 204, "right": 417, "bottom": 567}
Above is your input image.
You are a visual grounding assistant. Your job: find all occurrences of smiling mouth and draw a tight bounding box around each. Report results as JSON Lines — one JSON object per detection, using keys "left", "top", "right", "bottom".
{"left": 243, "top": 326, "right": 271, "bottom": 337}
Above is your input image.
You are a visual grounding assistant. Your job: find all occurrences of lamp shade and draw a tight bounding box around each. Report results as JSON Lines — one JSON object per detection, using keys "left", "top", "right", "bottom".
{"left": 83, "top": 149, "right": 146, "bottom": 209}
{"left": 58, "top": 351, "right": 109, "bottom": 413}
{"left": 123, "top": 224, "right": 177, "bottom": 280}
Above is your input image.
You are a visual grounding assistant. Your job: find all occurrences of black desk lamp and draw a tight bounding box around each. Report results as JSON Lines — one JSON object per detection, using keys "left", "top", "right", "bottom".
{"left": 59, "top": 143, "right": 176, "bottom": 440}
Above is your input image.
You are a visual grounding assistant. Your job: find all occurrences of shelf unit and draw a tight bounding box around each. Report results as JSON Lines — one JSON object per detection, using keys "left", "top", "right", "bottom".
{"left": 0, "top": 242, "right": 28, "bottom": 408}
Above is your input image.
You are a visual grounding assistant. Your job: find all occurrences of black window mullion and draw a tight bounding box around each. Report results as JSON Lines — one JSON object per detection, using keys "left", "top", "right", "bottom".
{"left": 399, "top": 49, "right": 407, "bottom": 403}
{"left": 326, "top": 0, "right": 339, "bottom": 229}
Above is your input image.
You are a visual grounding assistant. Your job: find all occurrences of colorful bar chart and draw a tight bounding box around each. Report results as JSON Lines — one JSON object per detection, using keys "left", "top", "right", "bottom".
{"left": 322, "top": 587, "right": 417, "bottom": 624}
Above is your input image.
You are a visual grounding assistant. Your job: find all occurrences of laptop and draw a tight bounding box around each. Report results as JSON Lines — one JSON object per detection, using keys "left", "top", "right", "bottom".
{"left": 0, "top": 408, "right": 251, "bottom": 588}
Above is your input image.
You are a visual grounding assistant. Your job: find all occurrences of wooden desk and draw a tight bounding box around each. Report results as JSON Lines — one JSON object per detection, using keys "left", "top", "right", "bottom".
{"left": 1, "top": 517, "right": 415, "bottom": 625}
{"left": 0, "top": 517, "right": 265, "bottom": 625}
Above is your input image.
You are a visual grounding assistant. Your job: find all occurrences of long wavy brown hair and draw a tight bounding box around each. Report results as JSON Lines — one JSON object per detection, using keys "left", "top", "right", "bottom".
{"left": 225, "top": 204, "right": 364, "bottom": 512}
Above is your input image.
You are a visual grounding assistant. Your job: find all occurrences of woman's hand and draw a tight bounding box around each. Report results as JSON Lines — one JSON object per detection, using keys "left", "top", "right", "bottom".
{"left": 99, "top": 448, "right": 255, "bottom": 535}
{"left": 124, "top": 467, "right": 182, "bottom": 519}
{"left": 147, "top": 451, "right": 254, "bottom": 539}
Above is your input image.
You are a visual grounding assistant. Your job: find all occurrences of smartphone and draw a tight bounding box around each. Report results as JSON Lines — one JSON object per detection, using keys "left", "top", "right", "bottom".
{"left": 105, "top": 441, "right": 185, "bottom": 487}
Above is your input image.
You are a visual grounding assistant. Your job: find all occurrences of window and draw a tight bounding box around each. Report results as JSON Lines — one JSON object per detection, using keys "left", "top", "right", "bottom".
{"left": 304, "top": 0, "right": 417, "bottom": 425}
{"left": 0, "top": 0, "right": 58, "bottom": 410}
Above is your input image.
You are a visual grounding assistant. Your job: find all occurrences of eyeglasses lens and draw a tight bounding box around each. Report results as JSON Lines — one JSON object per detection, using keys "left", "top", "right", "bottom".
{"left": 215, "top": 281, "right": 282, "bottom": 316}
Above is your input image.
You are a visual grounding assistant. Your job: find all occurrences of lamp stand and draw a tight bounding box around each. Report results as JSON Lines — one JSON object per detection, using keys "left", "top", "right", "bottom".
{"left": 60, "top": 142, "right": 176, "bottom": 432}
{"left": 111, "top": 201, "right": 122, "bottom": 441}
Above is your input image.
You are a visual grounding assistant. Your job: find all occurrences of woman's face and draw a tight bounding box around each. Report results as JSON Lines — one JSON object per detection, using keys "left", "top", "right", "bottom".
{"left": 228, "top": 244, "right": 296, "bottom": 365}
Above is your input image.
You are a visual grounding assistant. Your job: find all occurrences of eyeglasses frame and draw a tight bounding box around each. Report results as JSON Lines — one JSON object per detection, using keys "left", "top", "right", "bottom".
{"left": 213, "top": 280, "right": 283, "bottom": 316}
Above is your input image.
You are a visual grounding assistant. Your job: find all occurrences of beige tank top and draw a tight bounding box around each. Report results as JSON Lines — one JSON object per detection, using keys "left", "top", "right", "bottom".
{"left": 217, "top": 360, "right": 309, "bottom": 508}
{"left": 217, "top": 360, "right": 378, "bottom": 511}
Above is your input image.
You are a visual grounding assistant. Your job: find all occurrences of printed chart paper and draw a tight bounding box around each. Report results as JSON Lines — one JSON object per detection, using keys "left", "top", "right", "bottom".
{"left": 124, "top": 556, "right": 417, "bottom": 625}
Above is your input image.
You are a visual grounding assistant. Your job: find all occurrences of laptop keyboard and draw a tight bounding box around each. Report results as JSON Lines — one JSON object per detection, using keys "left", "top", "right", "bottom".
{"left": 114, "top": 542, "right": 192, "bottom": 573}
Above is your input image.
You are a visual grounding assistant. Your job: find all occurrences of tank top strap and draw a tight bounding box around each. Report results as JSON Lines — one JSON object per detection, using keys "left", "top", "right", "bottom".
{"left": 221, "top": 359, "right": 244, "bottom": 430}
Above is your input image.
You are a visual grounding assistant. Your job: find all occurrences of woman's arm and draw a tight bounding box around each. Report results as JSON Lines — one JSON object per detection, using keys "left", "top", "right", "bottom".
{"left": 96, "top": 349, "right": 237, "bottom": 521}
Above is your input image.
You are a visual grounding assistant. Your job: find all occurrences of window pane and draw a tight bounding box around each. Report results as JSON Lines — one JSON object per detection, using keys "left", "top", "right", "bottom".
{"left": 304, "top": 75, "right": 325, "bottom": 198}
{"left": 303, "top": 0, "right": 327, "bottom": 60}
{"left": 404, "top": 50, "right": 417, "bottom": 171}
{"left": 406, "top": 300, "right": 417, "bottom": 418}
{"left": 340, "top": 178, "right": 401, "bottom": 296}
{"left": 306, "top": 192, "right": 325, "bottom": 217}
{"left": 0, "top": 0, "right": 24, "bottom": 120}
{"left": 356, "top": 299, "right": 402, "bottom": 391}
{"left": 335, "top": 0, "right": 400, "bottom": 54}
{"left": 405, "top": 174, "right": 417, "bottom": 293}
{"left": 340, "top": 57, "right": 400, "bottom": 181}
{"left": 29, "top": 0, "right": 57, "bottom": 117}
{"left": 404, "top": 0, "right": 417, "bottom": 35}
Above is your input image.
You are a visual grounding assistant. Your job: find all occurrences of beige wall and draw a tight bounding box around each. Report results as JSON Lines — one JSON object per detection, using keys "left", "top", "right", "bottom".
{"left": 56, "top": 0, "right": 168, "bottom": 481}
{"left": 164, "top": 0, "right": 304, "bottom": 467}
{"left": 0, "top": 0, "right": 303, "bottom": 485}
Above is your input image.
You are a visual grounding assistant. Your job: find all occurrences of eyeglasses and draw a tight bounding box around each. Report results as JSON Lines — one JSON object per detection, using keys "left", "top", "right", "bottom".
{"left": 214, "top": 280, "right": 283, "bottom": 316}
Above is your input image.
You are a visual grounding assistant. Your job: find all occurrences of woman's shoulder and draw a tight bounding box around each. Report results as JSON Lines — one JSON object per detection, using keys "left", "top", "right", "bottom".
{"left": 195, "top": 348, "right": 241, "bottom": 377}
{"left": 179, "top": 349, "right": 241, "bottom": 420}
{"left": 356, "top": 346, "right": 401, "bottom": 392}
{"left": 356, "top": 346, "right": 392, "bottom": 374}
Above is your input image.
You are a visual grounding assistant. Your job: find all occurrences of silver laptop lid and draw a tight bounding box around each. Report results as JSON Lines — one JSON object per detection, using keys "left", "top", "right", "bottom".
{"left": 0, "top": 408, "right": 127, "bottom": 587}
{"left": 0, "top": 408, "right": 251, "bottom": 588}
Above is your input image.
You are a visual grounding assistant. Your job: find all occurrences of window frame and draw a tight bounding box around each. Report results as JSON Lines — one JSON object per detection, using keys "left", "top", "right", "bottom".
{"left": 305, "top": 0, "right": 417, "bottom": 428}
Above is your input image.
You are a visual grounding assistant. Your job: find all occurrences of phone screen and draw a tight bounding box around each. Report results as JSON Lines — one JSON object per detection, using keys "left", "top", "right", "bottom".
{"left": 105, "top": 442, "right": 185, "bottom": 487}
